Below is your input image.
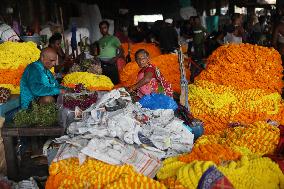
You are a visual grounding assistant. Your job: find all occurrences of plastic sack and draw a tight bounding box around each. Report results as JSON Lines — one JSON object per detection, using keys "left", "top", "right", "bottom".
{"left": 138, "top": 93, "right": 178, "bottom": 110}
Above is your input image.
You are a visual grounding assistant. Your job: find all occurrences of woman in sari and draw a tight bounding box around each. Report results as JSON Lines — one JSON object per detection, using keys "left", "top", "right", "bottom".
{"left": 128, "top": 49, "right": 173, "bottom": 98}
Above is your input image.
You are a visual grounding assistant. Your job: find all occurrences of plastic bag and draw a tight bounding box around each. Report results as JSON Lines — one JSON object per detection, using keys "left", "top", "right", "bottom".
{"left": 138, "top": 93, "right": 178, "bottom": 110}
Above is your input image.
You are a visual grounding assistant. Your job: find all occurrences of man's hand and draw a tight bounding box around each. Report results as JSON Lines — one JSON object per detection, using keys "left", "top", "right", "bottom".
{"left": 60, "top": 89, "right": 67, "bottom": 94}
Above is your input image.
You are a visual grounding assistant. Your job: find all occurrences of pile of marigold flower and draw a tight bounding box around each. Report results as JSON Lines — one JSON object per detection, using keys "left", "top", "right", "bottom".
{"left": 158, "top": 156, "right": 284, "bottom": 189}
{"left": 121, "top": 42, "right": 161, "bottom": 61}
{"left": 0, "top": 41, "right": 40, "bottom": 94}
{"left": 156, "top": 121, "right": 282, "bottom": 188}
{"left": 62, "top": 72, "right": 114, "bottom": 91}
{"left": 46, "top": 158, "right": 166, "bottom": 189}
{"left": 189, "top": 44, "right": 284, "bottom": 134}
{"left": 120, "top": 54, "right": 190, "bottom": 93}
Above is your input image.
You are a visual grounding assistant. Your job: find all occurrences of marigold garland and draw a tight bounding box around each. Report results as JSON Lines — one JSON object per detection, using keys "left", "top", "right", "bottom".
{"left": 0, "top": 66, "right": 25, "bottom": 86}
{"left": 157, "top": 157, "right": 284, "bottom": 189}
{"left": 218, "top": 156, "right": 284, "bottom": 189}
{"left": 120, "top": 54, "right": 190, "bottom": 93}
{"left": 178, "top": 144, "right": 241, "bottom": 164}
{"left": 188, "top": 80, "right": 284, "bottom": 134}
{"left": 0, "top": 41, "right": 40, "bottom": 69}
{"left": 195, "top": 121, "right": 280, "bottom": 156}
{"left": 62, "top": 72, "right": 114, "bottom": 91}
{"left": 0, "top": 84, "right": 20, "bottom": 94}
{"left": 121, "top": 42, "right": 161, "bottom": 61}
{"left": 46, "top": 158, "right": 166, "bottom": 189}
{"left": 0, "top": 42, "right": 40, "bottom": 94}
{"left": 197, "top": 43, "right": 283, "bottom": 93}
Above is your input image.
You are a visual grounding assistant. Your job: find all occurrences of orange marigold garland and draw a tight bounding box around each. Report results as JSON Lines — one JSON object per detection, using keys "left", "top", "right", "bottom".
{"left": 197, "top": 43, "right": 283, "bottom": 93}
{"left": 120, "top": 54, "right": 190, "bottom": 93}
{"left": 189, "top": 44, "right": 284, "bottom": 133}
{"left": 121, "top": 42, "right": 161, "bottom": 61}
{"left": 178, "top": 143, "right": 241, "bottom": 164}
{"left": 195, "top": 121, "right": 280, "bottom": 156}
{"left": 46, "top": 158, "right": 166, "bottom": 189}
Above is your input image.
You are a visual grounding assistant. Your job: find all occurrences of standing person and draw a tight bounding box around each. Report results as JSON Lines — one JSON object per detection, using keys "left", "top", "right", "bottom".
{"left": 128, "top": 49, "right": 173, "bottom": 99}
{"left": 159, "top": 19, "right": 179, "bottom": 54}
{"left": 272, "top": 16, "right": 284, "bottom": 68}
{"left": 98, "top": 20, "right": 122, "bottom": 85}
{"left": 192, "top": 16, "right": 207, "bottom": 58}
{"left": 181, "top": 18, "right": 194, "bottom": 55}
{"left": 20, "top": 48, "right": 67, "bottom": 109}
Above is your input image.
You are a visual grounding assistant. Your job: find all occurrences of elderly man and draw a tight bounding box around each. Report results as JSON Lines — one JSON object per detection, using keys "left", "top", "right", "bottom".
{"left": 20, "top": 47, "right": 67, "bottom": 109}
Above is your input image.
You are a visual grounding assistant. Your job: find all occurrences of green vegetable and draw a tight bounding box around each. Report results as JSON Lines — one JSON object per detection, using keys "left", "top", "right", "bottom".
{"left": 13, "top": 102, "right": 58, "bottom": 127}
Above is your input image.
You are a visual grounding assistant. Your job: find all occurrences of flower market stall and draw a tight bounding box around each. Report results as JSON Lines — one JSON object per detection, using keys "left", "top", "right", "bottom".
{"left": 1, "top": 40, "right": 284, "bottom": 189}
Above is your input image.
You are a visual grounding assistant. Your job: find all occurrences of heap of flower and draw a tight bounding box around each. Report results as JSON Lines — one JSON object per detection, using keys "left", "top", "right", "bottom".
{"left": 0, "top": 41, "right": 40, "bottom": 94}
{"left": 189, "top": 44, "right": 284, "bottom": 134}
{"left": 46, "top": 158, "right": 166, "bottom": 189}
{"left": 121, "top": 42, "right": 161, "bottom": 61}
{"left": 156, "top": 121, "right": 282, "bottom": 188}
{"left": 157, "top": 156, "right": 284, "bottom": 189}
{"left": 62, "top": 72, "right": 114, "bottom": 91}
{"left": 119, "top": 54, "right": 190, "bottom": 93}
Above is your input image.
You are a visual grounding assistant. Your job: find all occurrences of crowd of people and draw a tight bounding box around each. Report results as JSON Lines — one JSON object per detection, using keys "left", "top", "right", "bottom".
{"left": 1, "top": 9, "right": 284, "bottom": 109}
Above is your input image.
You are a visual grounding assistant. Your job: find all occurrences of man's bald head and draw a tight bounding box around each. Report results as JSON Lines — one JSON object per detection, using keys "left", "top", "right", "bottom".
{"left": 40, "top": 47, "right": 58, "bottom": 69}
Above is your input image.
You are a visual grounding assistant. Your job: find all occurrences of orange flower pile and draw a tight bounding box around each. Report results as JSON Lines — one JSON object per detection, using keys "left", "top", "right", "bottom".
{"left": 197, "top": 43, "right": 283, "bottom": 93}
{"left": 189, "top": 44, "right": 284, "bottom": 134}
{"left": 120, "top": 54, "right": 190, "bottom": 93}
{"left": 46, "top": 158, "right": 166, "bottom": 189}
{"left": 0, "top": 66, "right": 25, "bottom": 86}
{"left": 178, "top": 143, "right": 241, "bottom": 164}
{"left": 121, "top": 42, "right": 161, "bottom": 61}
{"left": 195, "top": 121, "right": 280, "bottom": 156}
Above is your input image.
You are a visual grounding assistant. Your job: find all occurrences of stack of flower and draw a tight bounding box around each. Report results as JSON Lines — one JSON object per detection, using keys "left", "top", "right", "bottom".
{"left": 157, "top": 156, "right": 284, "bottom": 189}
{"left": 121, "top": 42, "right": 161, "bottom": 61}
{"left": 0, "top": 41, "right": 40, "bottom": 94}
{"left": 120, "top": 54, "right": 190, "bottom": 93}
{"left": 198, "top": 43, "right": 283, "bottom": 93}
{"left": 189, "top": 44, "right": 284, "bottom": 134}
{"left": 46, "top": 158, "right": 166, "bottom": 189}
{"left": 195, "top": 121, "right": 280, "bottom": 156}
{"left": 189, "top": 80, "right": 284, "bottom": 133}
{"left": 62, "top": 72, "right": 114, "bottom": 91}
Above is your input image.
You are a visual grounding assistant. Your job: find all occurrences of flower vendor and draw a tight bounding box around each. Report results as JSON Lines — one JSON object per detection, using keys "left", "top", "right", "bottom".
{"left": 20, "top": 47, "right": 67, "bottom": 109}
{"left": 98, "top": 20, "right": 123, "bottom": 85}
{"left": 128, "top": 49, "right": 173, "bottom": 98}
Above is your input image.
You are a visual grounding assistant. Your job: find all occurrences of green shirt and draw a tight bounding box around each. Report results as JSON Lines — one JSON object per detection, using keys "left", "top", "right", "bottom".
{"left": 98, "top": 35, "right": 121, "bottom": 59}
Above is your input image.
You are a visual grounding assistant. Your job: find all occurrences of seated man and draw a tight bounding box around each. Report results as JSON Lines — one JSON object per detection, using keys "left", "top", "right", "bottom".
{"left": 20, "top": 47, "right": 67, "bottom": 109}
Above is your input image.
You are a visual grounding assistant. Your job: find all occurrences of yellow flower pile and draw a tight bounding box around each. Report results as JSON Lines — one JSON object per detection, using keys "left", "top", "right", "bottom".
{"left": 0, "top": 41, "right": 40, "bottom": 94}
{"left": 195, "top": 121, "right": 280, "bottom": 156}
{"left": 189, "top": 80, "right": 284, "bottom": 134}
{"left": 157, "top": 156, "right": 284, "bottom": 189}
{"left": 218, "top": 156, "right": 284, "bottom": 189}
{"left": 62, "top": 72, "right": 114, "bottom": 91}
{"left": 189, "top": 44, "right": 284, "bottom": 134}
{"left": 46, "top": 158, "right": 166, "bottom": 189}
